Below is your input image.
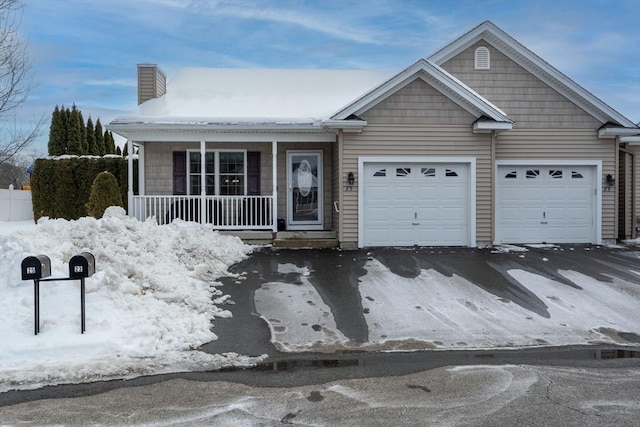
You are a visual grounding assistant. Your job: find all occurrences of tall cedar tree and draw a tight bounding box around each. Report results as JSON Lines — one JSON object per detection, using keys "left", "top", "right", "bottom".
{"left": 106, "top": 130, "right": 116, "bottom": 154}
{"left": 94, "top": 119, "right": 105, "bottom": 156}
{"left": 86, "top": 117, "right": 97, "bottom": 155}
{"left": 47, "top": 105, "right": 66, "bottom": 155}
{"left": 116, "top": 145, "right": 122, "bottom": 156}
{"left": 78, "top": 109, "right": 88, "bottom": 154}
{"left": 66, "top": 104, "right": 83, "bottom": 155}
{"left": 122, "top": 142, "right": 128, "bottom": 157}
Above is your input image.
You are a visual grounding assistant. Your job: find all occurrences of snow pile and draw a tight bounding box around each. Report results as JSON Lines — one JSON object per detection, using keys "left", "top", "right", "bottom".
{"left": 0, "top": 208, "right": 260, "bottom": 392}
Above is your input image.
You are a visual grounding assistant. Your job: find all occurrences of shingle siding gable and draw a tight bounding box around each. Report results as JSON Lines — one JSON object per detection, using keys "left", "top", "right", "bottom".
{"left": 360, "top": 78, "right": 476, "bottom": 125}
{"left": 441, "top": 40, "right": 602, "bottom": 129}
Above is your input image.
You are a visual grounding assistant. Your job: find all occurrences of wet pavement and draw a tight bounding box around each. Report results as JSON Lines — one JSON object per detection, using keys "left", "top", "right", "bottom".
{"left": 201, "top": 244, "right": 640, "bottom": 358}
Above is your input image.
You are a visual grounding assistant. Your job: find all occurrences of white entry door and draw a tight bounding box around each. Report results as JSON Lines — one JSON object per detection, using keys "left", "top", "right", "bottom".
{"left": 362, "top": 162, "right": 471, "bottom": 246}
{"left": 287, "top": 151, "right": 323, "bottom": 230}
{"left": 496, "top": 165, "right": 597, "bottom": 243}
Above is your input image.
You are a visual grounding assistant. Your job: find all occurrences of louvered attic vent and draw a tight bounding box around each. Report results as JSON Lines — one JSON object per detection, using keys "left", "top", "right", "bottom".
{"left": 474, "top": 46, "right": 490, "bottom": 70}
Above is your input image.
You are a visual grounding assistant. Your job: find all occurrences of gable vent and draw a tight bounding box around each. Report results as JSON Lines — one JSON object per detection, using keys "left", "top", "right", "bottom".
{"left": 474, "top": 46, "right": 490, "bottom": 70}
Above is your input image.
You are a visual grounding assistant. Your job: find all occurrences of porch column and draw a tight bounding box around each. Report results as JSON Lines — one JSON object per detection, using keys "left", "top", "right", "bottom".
{"left": 137, "top": 143, "right": 145, "bottom": 196}
{"left": 272, "top": 140, "right": 278, "bottom": 232}
{"left": 200, "top": 140, "right": 206, "bottom": 224}
{"left": 127, "top": 139, "right": 134, "bottom": 218}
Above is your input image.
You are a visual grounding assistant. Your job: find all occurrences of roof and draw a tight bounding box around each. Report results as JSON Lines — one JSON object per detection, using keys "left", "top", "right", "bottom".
{"left": 112, "top": 68, "right": 393, "bottom": 126}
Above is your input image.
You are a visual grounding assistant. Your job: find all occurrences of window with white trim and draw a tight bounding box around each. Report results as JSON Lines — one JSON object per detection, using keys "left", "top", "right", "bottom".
{"left": 474, "top": 46, "right": 490, "bottom": 70}
{"left": 187, "top": 150, "right": 246, "bottom": 195}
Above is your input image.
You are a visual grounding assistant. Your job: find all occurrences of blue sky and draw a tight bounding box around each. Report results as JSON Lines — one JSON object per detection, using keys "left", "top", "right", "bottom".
{"left": 14, "top": 0, "right": 640, "bottom": 153}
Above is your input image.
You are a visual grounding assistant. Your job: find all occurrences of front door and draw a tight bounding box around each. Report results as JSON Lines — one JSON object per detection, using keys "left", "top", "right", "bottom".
{"left": 287, "top": 151, "right": 323, "bottom": 230}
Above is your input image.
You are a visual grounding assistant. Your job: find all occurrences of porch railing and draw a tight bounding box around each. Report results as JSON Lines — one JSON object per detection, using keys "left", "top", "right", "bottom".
{"left": 130, "top": 195, "right": 274, "bottom": 230}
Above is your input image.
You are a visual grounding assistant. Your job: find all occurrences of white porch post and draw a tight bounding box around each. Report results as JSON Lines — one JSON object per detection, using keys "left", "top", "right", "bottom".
{"left": 137, "top": 143, "right": 145, "bottom": 196}
{"left": 200, "top": 140, "right": 206, "bottom": 224}
{"left": 272, "top": 140, "right": 278, "bottom": 232}
{"left": 127, "top": 139, "right": 134, "bottom": 218}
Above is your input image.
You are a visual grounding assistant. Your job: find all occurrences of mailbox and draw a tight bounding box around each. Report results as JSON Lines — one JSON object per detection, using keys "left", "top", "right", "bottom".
{"left": 69, "top": 252, "right": 95, "bottom": 279}
{"left": 21, "top": 255, "right": 52, "bottom": 280}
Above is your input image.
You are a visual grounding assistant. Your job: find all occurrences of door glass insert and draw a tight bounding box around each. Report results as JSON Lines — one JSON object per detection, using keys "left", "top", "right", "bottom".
{"left": 289, "top": 153, "right": 321, "bottom": 224}
{"left": 549, "top": 169, "right": 563, "bottom": 179}
{"left": 421, "top": 167, "right": 436, "bottom": 177}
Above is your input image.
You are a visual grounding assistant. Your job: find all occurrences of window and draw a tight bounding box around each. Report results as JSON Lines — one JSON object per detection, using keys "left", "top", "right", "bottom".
{"left": 526, "top": 169, "right": 540, "bottom": 179}
{"left": 421, "top": 167, "right": 436, "bottom": 177}
{"left": 504, "top": 171, "right": 517, "bottom": 179}
{"left": 549, "top": 169, "right": 563, "bottom": 179}
{"left": 396, "top": 168, "right": 411, "bottom": 177}
{"left": 188, "top": 150, "right": 246, "bottom": 195}
{"left": 474, "top": 46, "right": 490, "bottom": 70}
{"left": 445, "top": 168, "right": 458, "bottom": 177}
{"left": 571, "top": 171, "right": 584, "bottom": 179}
{"left": 219, "top": 152, "right": 245, "bottom": 195}
{"left": 189, "top": 152, "right": 215, "bottom": 195}
{"left": 373, "top": 169, "right": 386, "bottom": 177}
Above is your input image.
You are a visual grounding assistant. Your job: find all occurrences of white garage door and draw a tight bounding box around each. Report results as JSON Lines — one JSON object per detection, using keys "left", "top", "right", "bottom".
{"left": 496, "top": 165, "right": 596, "bottom": 244}
{"left": 362, "top": 162, "right": 470, "bottom": 246}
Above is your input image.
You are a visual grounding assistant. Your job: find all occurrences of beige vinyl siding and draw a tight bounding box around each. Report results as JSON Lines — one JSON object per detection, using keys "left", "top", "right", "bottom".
{"left": 342, "top": 124, "right": 492, "bottom": 245}
{"left": 278, "top": 142, "right": 333, "bottom": 231}
{"left": 495, "top": 129, "right": 617, "bottom": 240}
{"left": 143, "top": 141, "right": 273, "bottom": 196}
{"left": 440, "top": 41, "right": 602, "bottom": 129}
{"left": 619, "top": 148, "right": 633, "bottom": 239}
{"left": 635, "top": 145, "right": 640, "bottom": 239}
{"left": 631, "top": 145, "right": 640, "bottom": 239}
{"left": 361, "top": 77, "right": 476, "bottom": 125}
{"left": 332, "top": 136, "right": 340, "bottom": 235}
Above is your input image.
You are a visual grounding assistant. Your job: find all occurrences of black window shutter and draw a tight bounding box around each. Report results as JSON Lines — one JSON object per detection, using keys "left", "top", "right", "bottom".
{"left": 247, "top": 151, "right": 260, "bottom": 195}
{"left": 173, "top": 151, "right": 186, "bottom": 195}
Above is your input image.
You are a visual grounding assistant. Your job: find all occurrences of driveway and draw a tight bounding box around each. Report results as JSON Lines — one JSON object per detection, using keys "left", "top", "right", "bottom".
{"left": 201, "top": 245, "right": 640, "bottom": 357}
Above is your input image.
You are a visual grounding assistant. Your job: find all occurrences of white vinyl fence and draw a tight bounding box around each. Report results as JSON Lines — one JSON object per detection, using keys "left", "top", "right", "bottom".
{"left": 0, "top": 185, "right": 34, "bottom": 221}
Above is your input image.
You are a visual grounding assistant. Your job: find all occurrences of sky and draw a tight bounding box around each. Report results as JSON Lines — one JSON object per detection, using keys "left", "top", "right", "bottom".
{"left": 10, "top": 0, "right": 640, "bottom": 155}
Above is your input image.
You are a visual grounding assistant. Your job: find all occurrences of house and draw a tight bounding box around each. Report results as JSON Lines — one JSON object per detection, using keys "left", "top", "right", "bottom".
{"left": 107, "top": 21, "right": 640, "bottom": 248}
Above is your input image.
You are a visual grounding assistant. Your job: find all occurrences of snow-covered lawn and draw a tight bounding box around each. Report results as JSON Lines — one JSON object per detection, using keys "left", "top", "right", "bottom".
{"left": 0, "top": 208, "right": 263, "bottom": 393}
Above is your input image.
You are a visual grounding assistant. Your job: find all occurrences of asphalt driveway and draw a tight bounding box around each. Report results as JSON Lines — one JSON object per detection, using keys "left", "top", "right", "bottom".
{"left": 201, "top": 244, "right": 640, "bottom": 358}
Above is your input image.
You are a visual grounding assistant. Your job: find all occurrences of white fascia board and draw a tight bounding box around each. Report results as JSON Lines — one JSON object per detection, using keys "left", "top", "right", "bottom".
{"left": 106, "top": 124, "right": 337, "bottom": 143}
{"left": 429, "top": 21, "right": 637, "bottom": 128}
{"left": 322, "top": 119, "right": 367, "bottom": 132}
{"left": 598, "top": 127, "right": 640, "bottom": 138}
{"left": 620, "top": 135, "right": 640, "bottom": 144}
{"left": 332, "top": 59, "right": 512, "bottom": 123}
{"left": 473, "top": 121, "right": 513, "bottom": 133}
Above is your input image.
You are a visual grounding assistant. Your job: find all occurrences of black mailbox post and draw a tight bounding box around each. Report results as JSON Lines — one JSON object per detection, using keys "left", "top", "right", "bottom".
{"left": 21, "top": 252, "right": 95, "bottom": 335}
{"left": 69, "top": 252, "right": 95, "bottom": 279}
{"left": 21, "top": 255, "right": 51, "bottom": 335}
{"left": 21, "top": 255, "right": 51, "bottom": 280}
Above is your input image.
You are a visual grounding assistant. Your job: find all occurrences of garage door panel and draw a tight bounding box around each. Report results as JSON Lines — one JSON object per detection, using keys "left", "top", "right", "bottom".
{"left": 496, "top": 165, "right": 595, "bottom": 244}
{"left": 363, "top": 162, "right": 470, "bottom": 247}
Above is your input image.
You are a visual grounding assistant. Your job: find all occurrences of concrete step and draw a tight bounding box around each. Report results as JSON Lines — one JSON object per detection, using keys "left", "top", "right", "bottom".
{"left": 276, "top": 231, "right": 337, "bottom": 240}
{"left": 273, "top": 238, "right": 339, "bottom": 249}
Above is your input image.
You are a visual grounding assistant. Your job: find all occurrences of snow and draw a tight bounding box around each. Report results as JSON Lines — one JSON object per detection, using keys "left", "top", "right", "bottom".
{"left": 2, "top": 212, "right": 639, "bottom": 392}
{"left": 114, "top": 68, "right": 393, "bottom": 124}
{"left": 256, "top": 258, "right": 640, "bottom": 352}
{"left": 0, "top": 208, "right": 263, "bottom": 393}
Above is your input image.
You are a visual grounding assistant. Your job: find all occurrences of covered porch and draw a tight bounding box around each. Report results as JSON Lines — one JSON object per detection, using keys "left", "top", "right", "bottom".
{"left": 122, "top": 130, "right": 338, "bottom": 235}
